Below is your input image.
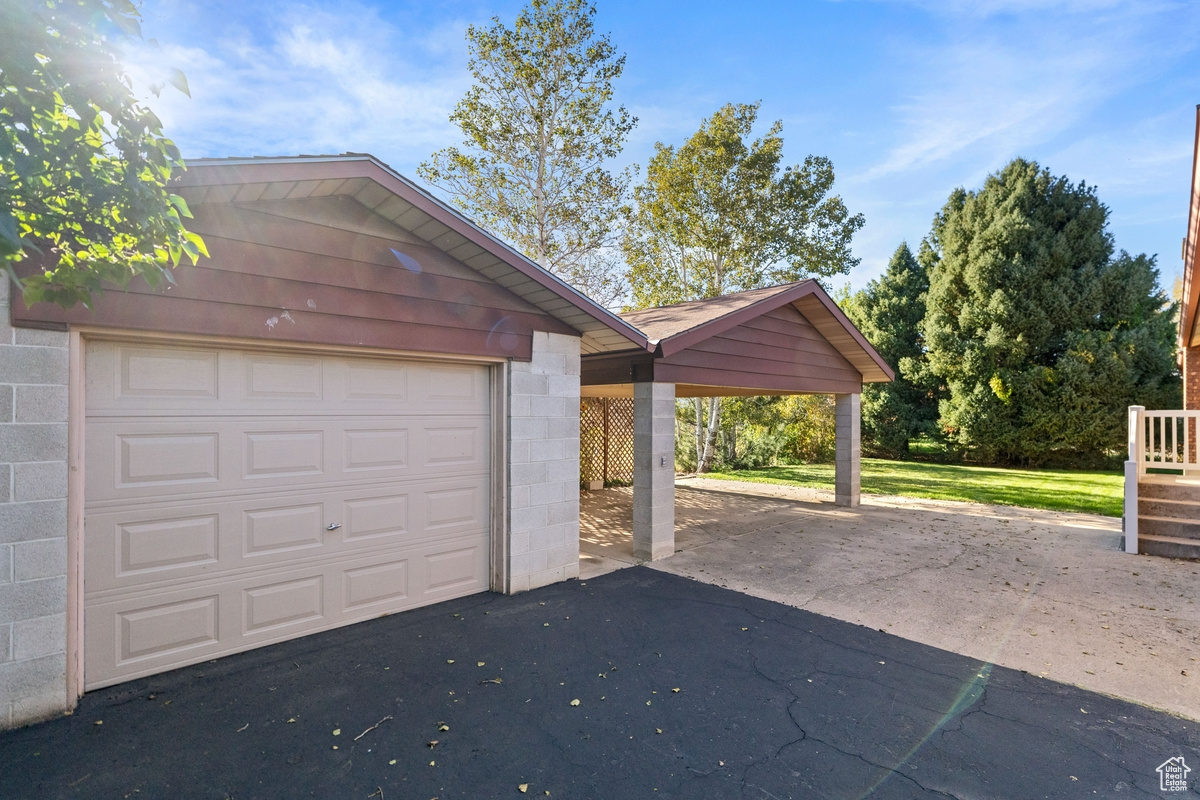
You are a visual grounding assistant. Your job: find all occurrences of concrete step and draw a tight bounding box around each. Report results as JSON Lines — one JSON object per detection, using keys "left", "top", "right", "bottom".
{"left": 1139, "top": 481, "right": 1200, "bottom": 503}
{"left": 1138, "top": 533, "right": 1200, "bottom": 560}
{"left": 1138, "top": 515, "right": 1200, "bottom": 542}
{"left": 1138, "top": 497, "right": 1200, "bottom": 521}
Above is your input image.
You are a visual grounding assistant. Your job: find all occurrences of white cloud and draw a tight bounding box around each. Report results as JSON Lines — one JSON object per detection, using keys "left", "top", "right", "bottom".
{"left": 838, "top": 0, "right": 1199, "bottom": 287}
{"left": 125, "top": 3, "right": 472, "bottom": 169}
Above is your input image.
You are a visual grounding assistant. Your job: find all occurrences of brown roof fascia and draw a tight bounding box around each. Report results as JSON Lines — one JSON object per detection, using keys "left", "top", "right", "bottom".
{"left": 176, "top": 156, "right": 653, "bottom": 353}
{"left": 1180, "top": 105, "right": 1200, "bottom": 353}
{"left": 652, "top": 280, "right": 895, "bottom": 382}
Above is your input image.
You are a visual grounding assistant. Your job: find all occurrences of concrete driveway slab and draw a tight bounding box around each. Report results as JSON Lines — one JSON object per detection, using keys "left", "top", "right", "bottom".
{"left": 581, "top": 479, "right": 1200, "bottom": 721}
{"left": 1, "top": 569, "right": 1197, "bottom": 799}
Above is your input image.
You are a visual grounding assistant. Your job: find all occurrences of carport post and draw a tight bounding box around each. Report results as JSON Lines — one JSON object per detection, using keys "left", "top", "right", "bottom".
{"left": 835, "top": 393, "right": 861, "bottom": 507}
{"left": 633, "top": 382, "right": 676, "bottom": 561}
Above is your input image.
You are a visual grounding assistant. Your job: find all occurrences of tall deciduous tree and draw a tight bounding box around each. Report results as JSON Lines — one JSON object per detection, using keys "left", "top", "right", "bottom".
{"left": 623, "top": 101, "right": 863, "bottom": 471}
{"left": 845, "top": 242, "right": 943, "bottom": 457}
{"left": 418, "top": 0, "right": 634, "bottom": 306}
{"left": 922, "top": 158, "right": 1180, "bottom": 465}
{"left": 623, "top": 102, "right": 863, "bottom": 309}
{"left": 1, "top": 0, "right": 205, "bottom": 308}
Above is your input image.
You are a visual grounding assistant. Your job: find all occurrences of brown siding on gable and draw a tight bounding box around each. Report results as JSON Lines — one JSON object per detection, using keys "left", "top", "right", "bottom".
{"left": 11, "top": 198, "right": 578, "bottom": 361}
{"left": 193, "top": 204, "right": 497, "bottom": 285}
{"left": 652, "top": 303, "right": 863, "bottom": 395}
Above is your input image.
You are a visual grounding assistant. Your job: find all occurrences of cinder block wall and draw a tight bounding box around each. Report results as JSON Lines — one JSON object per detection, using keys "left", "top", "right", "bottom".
{"left": 507, "top": 331, "right": 581, "bottom": 593}
{"left": 0, "top": 280, "right": 70, "bottom": 730}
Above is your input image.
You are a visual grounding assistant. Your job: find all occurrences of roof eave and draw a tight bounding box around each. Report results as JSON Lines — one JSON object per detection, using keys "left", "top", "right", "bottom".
{"left": 1180, "top": 105, "right": 1200, "bottom": 354}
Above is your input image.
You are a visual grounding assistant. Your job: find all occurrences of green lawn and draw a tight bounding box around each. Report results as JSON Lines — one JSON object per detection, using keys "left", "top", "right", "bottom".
{"left": 702, "top": 459, "right": 1123, "bottom": 517}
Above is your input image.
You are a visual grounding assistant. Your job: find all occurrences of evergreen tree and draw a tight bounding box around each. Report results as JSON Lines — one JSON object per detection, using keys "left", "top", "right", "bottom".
{"left": 921, "top": 158, "right": 1180, "bottom": 465}
{"left": 845, "top": 242, "right": 942, "bottom": 457}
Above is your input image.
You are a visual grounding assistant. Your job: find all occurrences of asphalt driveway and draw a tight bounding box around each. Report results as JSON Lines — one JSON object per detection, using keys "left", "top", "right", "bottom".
{"left": 2, "top": 568, "right": 1197, "bottom": 799}
{"left": 582, "top": 479, "right": 1200, "bottom": 720}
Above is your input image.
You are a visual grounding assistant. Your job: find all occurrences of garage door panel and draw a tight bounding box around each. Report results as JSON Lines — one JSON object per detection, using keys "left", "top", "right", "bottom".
{"left": 243, "top": 353, "right": 324, "bottom": 400}
{"left": 117, "top": 595, "right": 220, "bottom": 663}
{"left": 84, "top": 531, "right": 488, "bottom": 689}
{"left": 243, "top": 430, "right": 325, "bottom": 479}
{"left": 86, "top": 476, "right": 487, "bottom": 594}
{"left": 425, "top": 546, "right": 485, "bottom": 592}
{"left": 343, "top": 428, "right": 408, "bottom": 471}
{"left": 413, "top": 363, "right": 489, "bottom": 406}
{"left": 87, "top": 342, "right": 490, "bottom": 417}
{"left": 106, "top": 344, "right": 221, "bottom": 402}
{"left": 343, "top": 559, "right": 408, "bottom": 610}
{"left": 114, "top": 514, "right": 221, "bottom": 577}
{"left": 116, "top": 432, "right": 220, "bottom": 489}
{"left": 243, "top": 576, "right": 325, "bottom": 634}
{"left": 86, "top": 417, "right": 488, "bottom": 504}
{"left": 243, "top": 503, "right": 325, "bottom": 556}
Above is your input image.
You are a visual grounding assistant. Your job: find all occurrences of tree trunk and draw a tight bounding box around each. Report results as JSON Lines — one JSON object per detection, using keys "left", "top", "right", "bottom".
{"left": 694, "top": 397, "right": 704, "bottom": 472}
{"left": 699, "top": 397, "right": 721, "bottom": 473}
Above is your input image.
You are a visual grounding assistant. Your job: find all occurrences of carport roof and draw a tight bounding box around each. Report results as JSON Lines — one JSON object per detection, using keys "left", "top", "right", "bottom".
{"left": 621, "top": 280, "right": 892, "bottom": 382}
{"left": 583, "top": 280, "right": 893, "bottom": 396}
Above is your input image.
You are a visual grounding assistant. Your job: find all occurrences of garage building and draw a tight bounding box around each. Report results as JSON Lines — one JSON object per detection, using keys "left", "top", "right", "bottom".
{"left": 0, "top": 155, "right": 889, "bottom": 728}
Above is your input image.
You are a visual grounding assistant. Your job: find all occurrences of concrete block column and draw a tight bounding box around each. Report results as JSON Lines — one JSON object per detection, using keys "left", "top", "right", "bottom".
{"left": 835, "top": 393, "right": 861, "bottom": 508}
{"left": 633, "top": 382, "right": 675, "bottom": 561}
{"left": 0, "top": 277, "right": 70, "bottom": 730}
{"left": 506, "top": 332, "right": 581, "bottom": 593}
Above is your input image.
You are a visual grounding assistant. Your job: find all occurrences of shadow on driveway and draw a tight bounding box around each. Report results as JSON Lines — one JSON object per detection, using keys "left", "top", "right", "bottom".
{"left": 2, "top": 569, "right": 1196, "bottom": 799}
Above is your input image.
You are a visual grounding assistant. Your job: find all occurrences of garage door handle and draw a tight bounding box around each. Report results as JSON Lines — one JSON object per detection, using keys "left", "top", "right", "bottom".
{"left": 326, "top": 523, "right": 342, "bottom": 531}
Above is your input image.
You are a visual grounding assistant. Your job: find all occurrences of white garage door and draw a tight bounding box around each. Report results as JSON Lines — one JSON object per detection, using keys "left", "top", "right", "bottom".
{"left": 83, "top": 340, "right": 492, "bottom": 690}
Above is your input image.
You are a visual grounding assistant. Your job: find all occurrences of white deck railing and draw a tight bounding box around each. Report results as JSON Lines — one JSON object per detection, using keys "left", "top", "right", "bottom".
{"left": 1132, "top": 407, "right": 1200, "bottom": 472}
{"left": 1124, "top": 406, "right": 1200, "bottom": 554}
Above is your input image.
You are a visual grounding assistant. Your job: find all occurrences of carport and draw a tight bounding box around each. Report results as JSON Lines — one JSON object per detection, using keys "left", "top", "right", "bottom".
{"left": 579, "top": 281, "right": 894, "bottom": 561}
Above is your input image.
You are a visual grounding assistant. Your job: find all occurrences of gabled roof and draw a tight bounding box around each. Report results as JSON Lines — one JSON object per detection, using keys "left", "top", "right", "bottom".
{"left": 621, "top": 284, "right": 794, "bottom": 344}
{"left": 619, "top": 280, "right": 894, "bottom": 383}
{"left": 1181, "top": 105, "right": 1200, "bottom": 352}
{"left": 175, "top": 155, "right": 651, "bottom": 356}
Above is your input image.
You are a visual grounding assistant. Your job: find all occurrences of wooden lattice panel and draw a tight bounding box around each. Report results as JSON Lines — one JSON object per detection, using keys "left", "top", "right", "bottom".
{"left": 578, "top": 397, "right": 635, "bottom": 487}
{"left": 580, "top": 398, "right": 606, "bottom": 485}
{"left": 605, "top": 398, "right": 634, "bottom": 485}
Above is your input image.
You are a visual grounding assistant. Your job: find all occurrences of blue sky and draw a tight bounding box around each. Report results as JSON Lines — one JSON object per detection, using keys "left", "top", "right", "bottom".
{"left": 129, "top": 0, "right": 1200, "bottom": 292}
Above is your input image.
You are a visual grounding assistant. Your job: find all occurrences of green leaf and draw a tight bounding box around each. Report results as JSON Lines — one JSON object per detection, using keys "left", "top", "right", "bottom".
{"left": 0, "top": 210, "right": 22, "bottom": 258}
{"left": 168, "top": 69, "right": 190, "bottom": 98}
{"left": 168, "top": 193, "right": 192, "bottom": 218}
